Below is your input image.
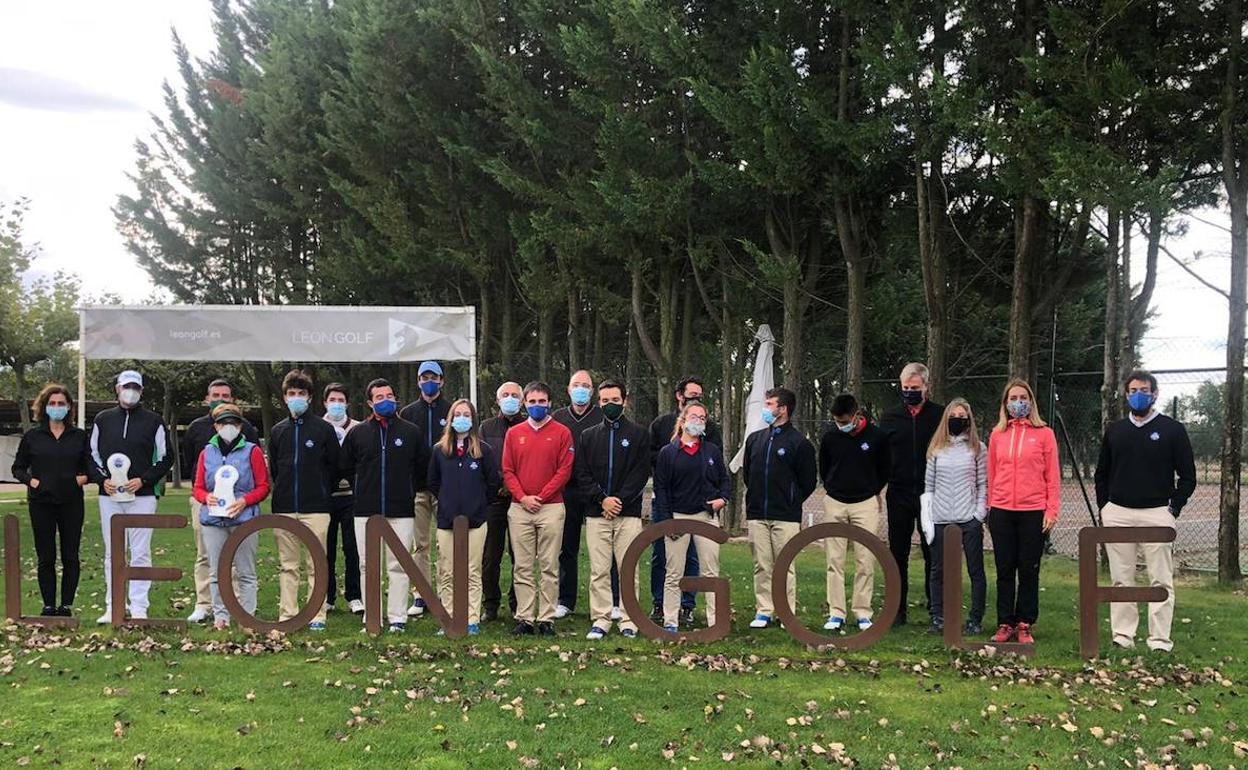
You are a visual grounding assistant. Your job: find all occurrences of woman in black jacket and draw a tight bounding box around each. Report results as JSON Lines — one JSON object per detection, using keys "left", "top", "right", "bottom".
{"left": 10, "top": 384, "right": 91, "bottom": 616}
{"left": 428, "top": 399, "right": 500, "bottom": 634}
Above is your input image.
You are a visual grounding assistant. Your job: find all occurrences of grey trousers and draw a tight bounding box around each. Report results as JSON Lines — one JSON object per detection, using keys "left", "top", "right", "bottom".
{"left": 202, "top": 525, "right": 259, "bottom": 624}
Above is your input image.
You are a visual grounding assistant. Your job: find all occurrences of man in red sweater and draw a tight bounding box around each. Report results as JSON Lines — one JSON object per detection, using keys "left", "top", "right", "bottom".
{"left": 502, "top": 381, "right": 575, "bottom": 636}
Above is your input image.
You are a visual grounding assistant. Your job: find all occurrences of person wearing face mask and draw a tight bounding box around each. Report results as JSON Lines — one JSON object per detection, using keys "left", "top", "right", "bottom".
{"left": 501, "top": 381, "right": 575, "bottom": 636}
{"left": 742, "top": 387, "right": 818, "bottom": 629}
{"left": 323, "top": 382, "right": 364, "bottom": 615}
{"left": 399, "top": 361, "right": 450, "bottom": 618}
{"left": 923, "top": 399, "right": 988, "bottom": 636}
{"left": 550, "top": 370, "right": 601, "bottom": 619}
{"left": 1094, "top": 370, "right": 1196, "bottom": 653}
{"left": 572, "top": 380, "right": 650, "bottom": 640}
{"left": 479, "top": 381, "right": 525, "bottom": 621}
{"left": 428, "top": 399, "right": 501, "bottom": 635}
{"left": 267, "top": 369, "right": 340, "bottom": 630}
{"left": 191, "top": 403, "right": 270, "bottom": 630}
{"left": 653, "top": 402, "right": 731, "bottom": 634}
{"left": 340, "top": 379, "right": 429, "bottom": 632}
{"left": 985, "top": 379, "right": 1060, "bottom": 645}
{"left": 647, "top": 377, "right": 721, "bottom": 626}
{"left": 817, "top": 394, "right": 890, "bottom": 632}
{"left": 877, "top": 362, "right": 945, "bottom": 626}
{"left": 89, "top": 370, "right": 173, "bottom": 624}
{"left": 180, "top": 379, "right": 258, "bottom": 624}
{"left": 11, "top": 384, "right": 91, "bottom": 617}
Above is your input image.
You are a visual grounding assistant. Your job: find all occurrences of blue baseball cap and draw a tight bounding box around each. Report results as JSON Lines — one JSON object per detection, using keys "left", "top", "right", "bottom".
{"left": 418, "top": 361, "right": 443, "bottom": 377}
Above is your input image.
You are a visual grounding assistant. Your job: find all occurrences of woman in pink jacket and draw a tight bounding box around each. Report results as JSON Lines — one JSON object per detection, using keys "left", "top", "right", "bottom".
{"left": 985, "top": 379, "right": 1059, "bottom": 645}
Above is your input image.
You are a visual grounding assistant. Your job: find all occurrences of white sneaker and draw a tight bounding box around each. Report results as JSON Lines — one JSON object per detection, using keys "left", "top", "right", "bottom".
{"left": 348, "top": 599, "right": 365, "bottom": 615}
{"left": 856, "top": 617, "right": 873, "bottom": 631}
{"left": 823, "top": 616, "right": 844, "bottom": 631}
{"left": 407, "top": 599, "right": 426, "bottom": 617}
{"left": 585, "top": 627, "right": 606, "bottom": 641}
{"left": 554, "top": 604, "right": 571, "bottom": 619}
{"left": 748, "top": 614, "right": 771, "bottom": 629}
{"left": 96, "top": 612, "right": 111, "bottom": 625}
{"left": 610, "top": 606, "right": 622, "bottom": 621}
{"left": 187, "top": 608, "right": 210, "bottom": 623}
{"left": 131, "top": 610, "right": 147, "bottom": 620}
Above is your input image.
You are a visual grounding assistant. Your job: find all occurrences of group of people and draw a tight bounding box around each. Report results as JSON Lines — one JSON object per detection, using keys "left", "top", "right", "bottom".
{"left": 9, "top": 360, "right": 1196, "bottom": 651}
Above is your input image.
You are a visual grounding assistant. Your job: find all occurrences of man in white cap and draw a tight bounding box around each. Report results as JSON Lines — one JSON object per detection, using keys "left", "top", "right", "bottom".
{"left": 399, "top": 360, "right": 449, "bottom": 616}
{"left": 88, "top": 370, "right": 173, "bottom": 623}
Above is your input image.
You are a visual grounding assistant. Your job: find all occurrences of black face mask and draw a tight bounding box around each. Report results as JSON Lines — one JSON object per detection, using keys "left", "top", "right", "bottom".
{"left": 602, "top": 402, "right": 625, "bottom": 422}
{"left": 948, "top": 417, "right": 968, "bottom": 436}
{"left": 901, "top": 390, "right": 924, "bottom": 407}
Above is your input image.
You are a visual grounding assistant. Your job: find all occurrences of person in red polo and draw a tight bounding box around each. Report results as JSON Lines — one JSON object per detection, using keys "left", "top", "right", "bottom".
{"left": 502, "top": 381, "right": 575, "bottom": 636}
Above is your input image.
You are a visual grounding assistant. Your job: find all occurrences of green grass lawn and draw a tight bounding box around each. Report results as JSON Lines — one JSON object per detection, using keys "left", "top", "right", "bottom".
{"left": 0, "top": 488, "right": 1245, "bottom": 769}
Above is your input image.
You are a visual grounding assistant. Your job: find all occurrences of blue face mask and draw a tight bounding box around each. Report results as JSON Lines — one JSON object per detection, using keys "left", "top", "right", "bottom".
{"left": 287, "top": 396, "right": 309, "bottom": 417}
{"left": 326, "top": 402, "right": 347, "bottom": 420}
{"left": 1127, "top": 391, "right": 1154, "bottom": 414}
{"left": 500, "top": 396, "right": 521, "bottom": 416}
{"left": 570, "top": 386, "right": 592, "bottom": 406}
{"left": 451, "top": 415, "right": 472, "bottom": 434}
{"left": 761, "top": 408, "right": 777, "bottom": 426}
{"left": 837, "top": 419, "right": 855, "bottom": 434}
{"left": 373, "top": 398, "right": 398, "bottom": 418}
{"left": 420, "top": 380, "right": 442, "bottom": 397}
{"left": 45, "top": 405, "right": 69, "bottom": 422}
{"left": 527, "top": 404, "right": 549, "bottom": 422}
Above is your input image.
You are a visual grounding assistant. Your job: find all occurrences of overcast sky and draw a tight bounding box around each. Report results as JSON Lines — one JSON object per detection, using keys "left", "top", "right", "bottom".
{"left": 0, "top": 2, "right": 1239, "bottom": 380}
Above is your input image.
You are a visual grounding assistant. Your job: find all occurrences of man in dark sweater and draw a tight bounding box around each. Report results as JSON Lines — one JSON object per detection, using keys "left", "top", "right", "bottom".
{"left": 479, "top": 381, "right": 525, "bottom": 620}
{"left": 742, "top": 387, "right": 818, "bottom": 629}
{"left": 818, "top": 394, "right": 890, "bottom": 632}
{"left": 573, "top": 380, "right": 650, "bottom": 640}
{"left": 181, "top": 378, "right": 258, "bottom": 623}
{"left": 551, "top": 370, "right": 602, "bottom": 618}
{"left": 877, "top": 362, "right": 945, "bottom": 626}
{"left": 399, "top": 360, "right": 450, "bottom": 617}
{"left": 647, "top": 376, "right": 718, "bottom": 625}
{"left": 1094, "top": 369, "right": 1196, "bottom": 653}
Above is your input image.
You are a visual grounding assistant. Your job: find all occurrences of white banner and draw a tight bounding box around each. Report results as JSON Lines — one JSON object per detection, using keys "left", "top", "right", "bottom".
{"left": 79, "top": 305, "right": 475, "bottom": 363}
{"left": 729, "top": 324, "right": 775, "bottom": 473}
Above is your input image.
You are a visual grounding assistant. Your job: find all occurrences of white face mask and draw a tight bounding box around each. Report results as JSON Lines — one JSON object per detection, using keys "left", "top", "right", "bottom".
{"left": 217, "top": 425, "right": 241, "bottom": 443}
{"left": 119, "top": 388, "right": 141, "bottom": 407}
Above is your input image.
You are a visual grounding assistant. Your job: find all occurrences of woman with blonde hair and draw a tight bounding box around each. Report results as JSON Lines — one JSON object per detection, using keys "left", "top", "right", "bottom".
{"left": 923, "top": 398, "right": 987, "bottom": 635}
{"left": 428, "top": 398, "right": 500, "bottom": 634}
{"left": 985, "top": 379, "right": 1059, "bottom": 646}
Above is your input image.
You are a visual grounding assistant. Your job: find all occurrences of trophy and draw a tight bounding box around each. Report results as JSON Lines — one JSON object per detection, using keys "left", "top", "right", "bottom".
{"left": 106, "top": 453, "right": 135, "bottom": 502}
{"left": 210, "top": 465, "right": 239, "bottom": 517}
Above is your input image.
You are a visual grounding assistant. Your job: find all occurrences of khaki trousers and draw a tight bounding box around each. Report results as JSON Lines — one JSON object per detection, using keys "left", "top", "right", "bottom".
{"left": 353, "top": 516, "right": 416, "bottom": 624}
{"left": 1101, "top": 502, "right": 1176, "bottom": 651}
{"left": 749, "top": 520, "right": 801, "bottom": 617}
{"left": 435, "top": 524, "right": 488, "bottom": 625}
{"left": 508, "top": 503, "right": 565, "bottom": 623}
{"left": 411, "top": 491, "right": 438, "bottom": 601}
{"left": 275, "top": 512, "right": 330, "bottom": 624}
{"left": 586, "top": 516, "right": 642, "bottom": 631}
{"left": 822, "top": 497, "right": 880, "bottom": 620}
{"left": 664, "top": 512, "right": 722, "bottom": 629}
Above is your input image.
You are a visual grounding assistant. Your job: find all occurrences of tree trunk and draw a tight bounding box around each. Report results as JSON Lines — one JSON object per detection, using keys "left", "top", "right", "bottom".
{"left": 251, "top": 362, "right": 277, "bottom": 440}
{"left": 13, "top": 362, "right": 31, "bottom": 433}
{"left": 915, "top": 157, "right": 949, "bottom": 402}
{"left": 630, "top": 258, "right": 673, "bottom": 413}
{"left": 679, "top": 278, "right": 694, "bottom": 375}
{"left": 1218, "top": 0, "right": 1246, "bottom": 583}
{"left": 836, "top": 195, "right": 866, "bottom": 397}
{"left": 500, "top": 277, "right": 514, "bottom": 374}
{"left": 566, "top": 286, "right": 580, "bottom": 372}
{"left": 478, "top": 276, "right": 492, "bottom": 377}
{"left": 537, "top": 307, "right": 553, "bottom": 384}
{"left": 164, "top": 378, "right": 182, "bottom": 488}
{"left": 1009, "top": 194, "right": 1043, "bottom": 379}
{"left": 1100, "top": 208, "right": 1123, "bottom": 431}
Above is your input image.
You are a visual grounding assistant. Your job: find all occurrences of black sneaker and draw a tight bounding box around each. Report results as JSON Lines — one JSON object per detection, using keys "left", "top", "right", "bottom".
{"left": 928, "top": 619, "right": 944, "bottom": 635}
{"left": 650, "top": 603, "right": 664, "bottom": 624}
{"left": 55, "top": 605, "right": 72, "bottom": 617}
{"left": 893, "top": 613, "right": 908, "bottom": 627}
{"left": 964, "top": 620, "right": 983, "bottom": 635}
{"left": 40, "top": 606, "right": 57, "bottom": 617}
{"left": 483, "top": 606, "right": 499, "bottom": 622}
{"left": 511, "top": 621, "right": 535, "bottom": 636}
{"left": 537, "top": 621, "right": 555, "bottom": 637}
{"left": 679, "top": 607, "right": 695, "bottom": 627}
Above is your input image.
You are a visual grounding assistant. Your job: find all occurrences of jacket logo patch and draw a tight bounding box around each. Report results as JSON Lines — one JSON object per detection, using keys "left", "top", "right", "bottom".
{"left": 861, "top": 442, "right": 870, "bottom": 451}
{"left": 621, "top": 438, "right": 630, "bottom": 447}
{"left": 305, "top": 439, "right": 315, "bottom": 448}
{"left": 1150, "top": 432, "right": 1160, "bottom": 441}
{"left": 439, "top": 418, "right": 447, "bottom": 426}
{"left": 518, "top": 436, "right": 526, "bottom": 444}
{"left": 470, "top": 461, "right": 479, "bottom": 470}
{"left": 777, "top": 447, "right": 786, "bottom": 456}
{"left": 708, "top": 458, "right": 714, "bottom": 465}
{"left": 394, "top": 438, "right": 404, "bottom": 447}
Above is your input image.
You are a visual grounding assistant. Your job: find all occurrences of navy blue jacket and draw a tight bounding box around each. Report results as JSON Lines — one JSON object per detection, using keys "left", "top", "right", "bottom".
{"left": 653, "top": 440, "right": 732, "bottom": 521}
{"left": 742, "top": 423, "right": 818, "bottom": 522}
{"left": 267, "top": 415, "right": 340, "bottom": 513}
{"left": 428, "top": 441, "right": 502, "bottom": 528}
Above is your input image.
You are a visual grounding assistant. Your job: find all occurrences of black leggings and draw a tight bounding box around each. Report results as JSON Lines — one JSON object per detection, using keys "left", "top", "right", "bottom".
{"left": 987, "top": 508, "right": 1044, "bottom": 626}
{"left": 29, "top": 501, "right": 84, "bottom": 608}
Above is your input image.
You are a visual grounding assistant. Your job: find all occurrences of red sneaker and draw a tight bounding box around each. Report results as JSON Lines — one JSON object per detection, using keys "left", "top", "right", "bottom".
{"left": 1015, "top": 622, "right": 1034, "bottom": 644}
{"left": 990, "top": 624, "right": 1015, "bottom": 643}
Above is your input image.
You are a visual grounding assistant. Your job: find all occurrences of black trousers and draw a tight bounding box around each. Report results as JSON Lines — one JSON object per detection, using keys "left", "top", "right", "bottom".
{"left": 886, "top": 488, "right": 931, "bottom": 617}
{"left": 928, "top": 521, "right": 986, "bottom": 624}
{"left": 988, "top": 508, "right": 1044, "bottom": 626}
{"left": 29, "top": 500, "right": 84, "bottom": 608}
{"left": 482, "top": 497, "right": 517, "bottom": 614}
{"left": 326, "top": 495, "right": 361, "bottom": 605}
